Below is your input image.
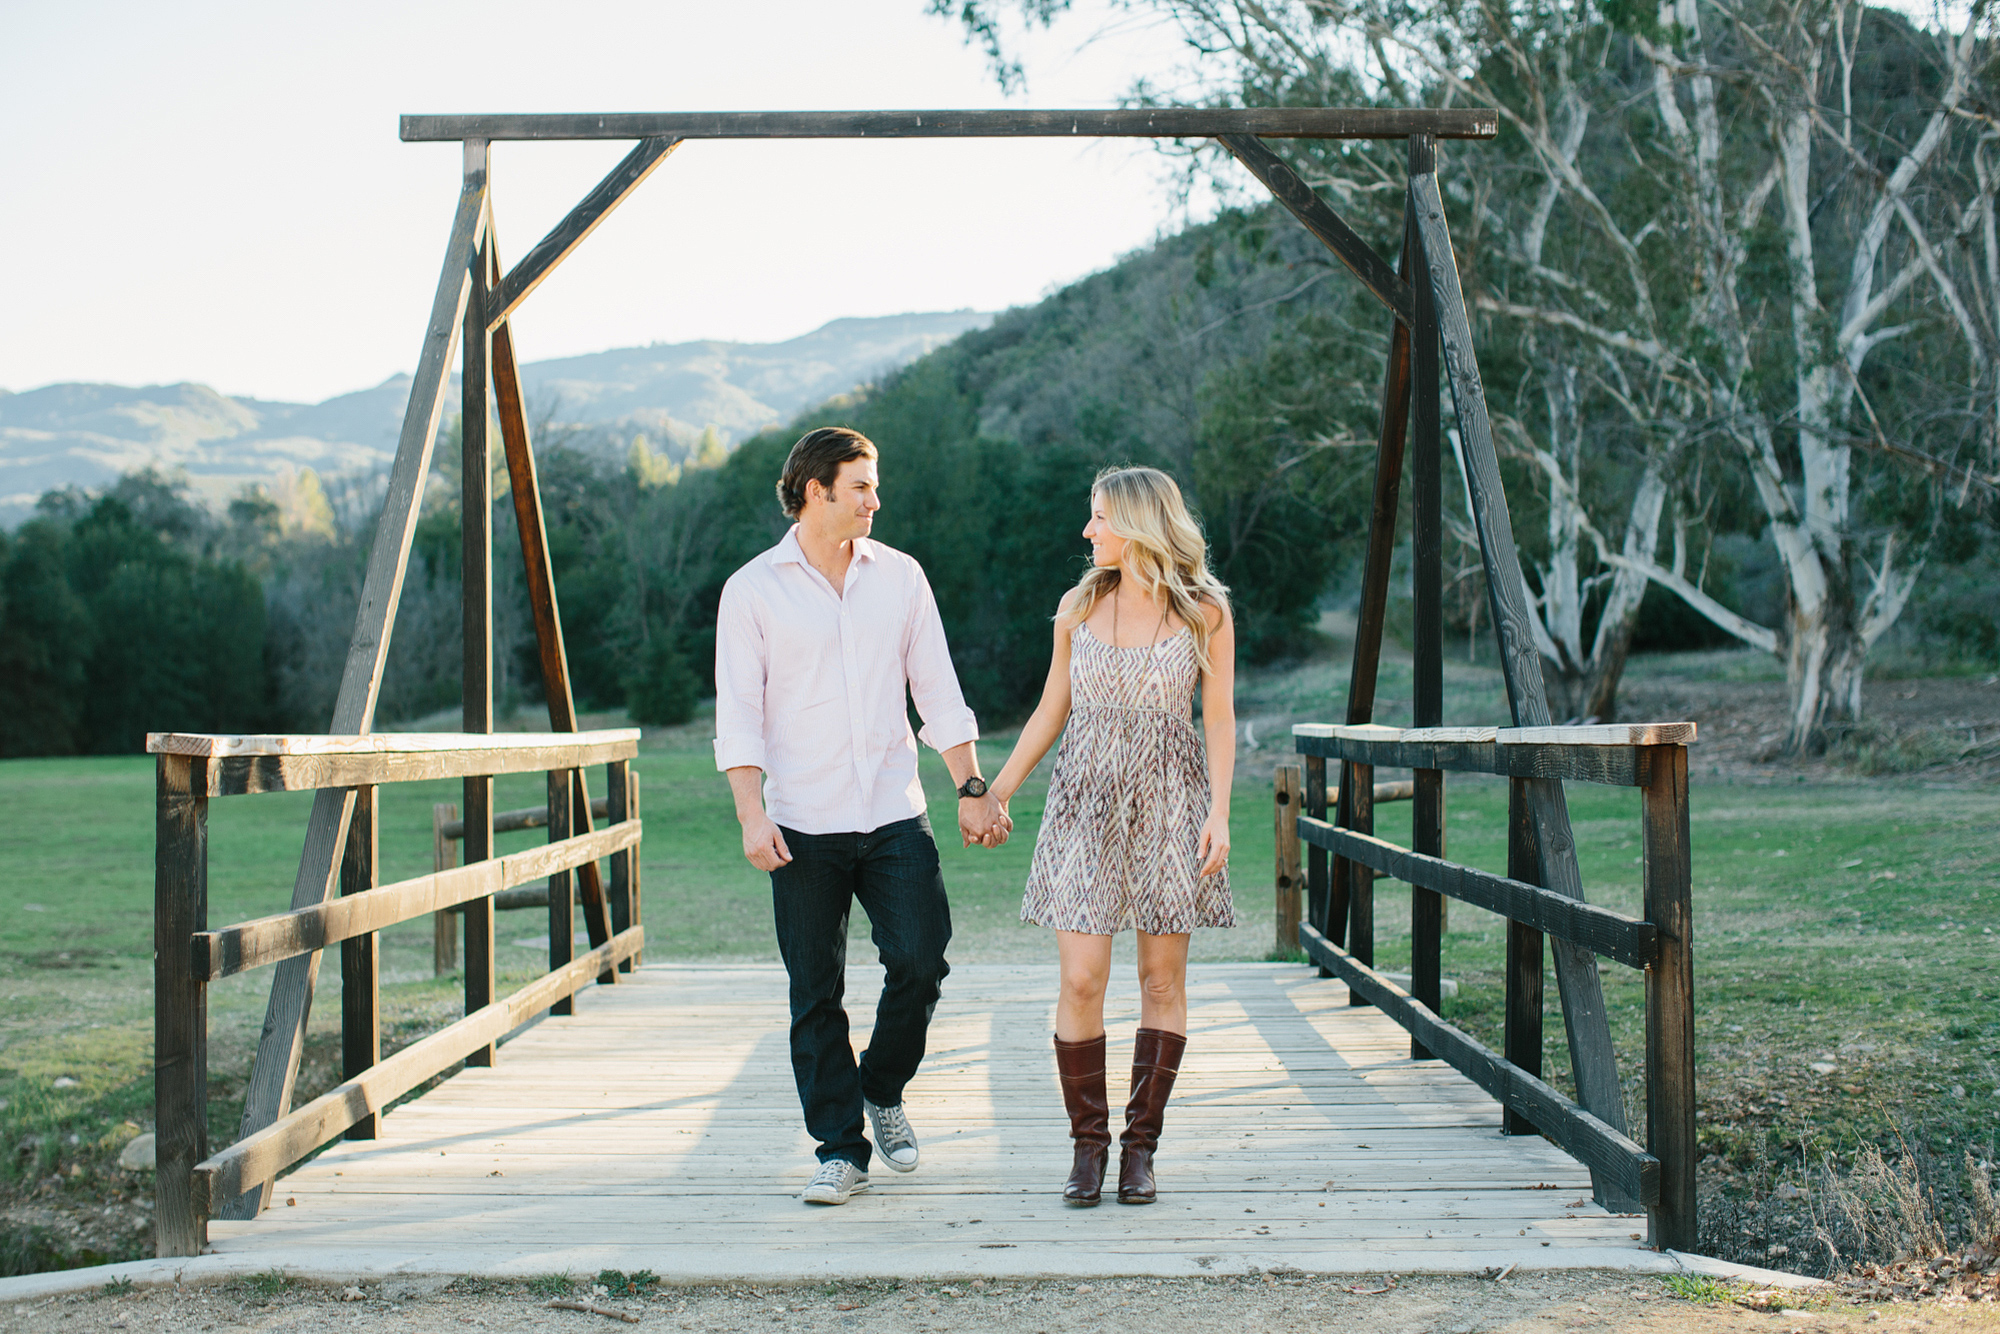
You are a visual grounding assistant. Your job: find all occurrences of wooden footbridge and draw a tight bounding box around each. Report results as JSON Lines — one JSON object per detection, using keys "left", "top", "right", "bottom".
{"left": 143, "top": 106, "right": 1697, "bottom": 1279}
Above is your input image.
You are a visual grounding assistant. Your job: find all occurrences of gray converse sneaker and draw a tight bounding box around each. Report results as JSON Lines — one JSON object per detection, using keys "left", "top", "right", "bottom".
{"left": 801, "top": 1159, "right": 869, "bottom": 1205}
{"left": 865, "top": 1099, "right": 920, "bottom": 1172}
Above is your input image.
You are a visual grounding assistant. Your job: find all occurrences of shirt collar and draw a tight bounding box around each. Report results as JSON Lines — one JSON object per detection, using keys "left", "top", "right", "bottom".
{"left": 771, "top": 524, "right": 876, "bottom": 567}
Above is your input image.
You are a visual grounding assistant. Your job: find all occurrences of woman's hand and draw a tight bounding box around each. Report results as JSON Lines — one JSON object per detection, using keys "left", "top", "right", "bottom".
{"left": 1196, "top": 808, "right": 1231, "bottom": 877}
{"left": 981, "top": 797, "right": 1014, "bottom": 849}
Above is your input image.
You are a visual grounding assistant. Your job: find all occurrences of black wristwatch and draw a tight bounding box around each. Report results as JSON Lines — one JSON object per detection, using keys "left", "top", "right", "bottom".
{"left": 957, "top": 776, "right": 989, "bottom": 799}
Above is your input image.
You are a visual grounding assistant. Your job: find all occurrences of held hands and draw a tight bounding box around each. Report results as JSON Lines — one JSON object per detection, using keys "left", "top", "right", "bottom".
{"left": 959, "top": 792, "right": 1013, "bottom": 849}
{"left": 740, "top": 812, "right": 793, "bottom": 872}
{"left": 1196, "top": 808, "right": 1231, "bottom": 878}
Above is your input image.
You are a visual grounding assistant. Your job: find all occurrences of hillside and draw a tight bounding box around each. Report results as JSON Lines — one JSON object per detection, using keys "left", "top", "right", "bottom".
{"left": 0, "top": 310, "right": 992, "bottom": 524}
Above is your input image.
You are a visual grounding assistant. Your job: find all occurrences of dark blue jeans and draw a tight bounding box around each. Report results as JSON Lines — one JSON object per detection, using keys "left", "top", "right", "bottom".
{"left": 771, "top": 814, "right": 952, "bottom": 1170}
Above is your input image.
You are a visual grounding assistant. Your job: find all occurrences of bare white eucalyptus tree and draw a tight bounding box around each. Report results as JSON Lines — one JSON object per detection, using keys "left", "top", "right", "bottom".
{"left": 934, "top": 0, "right": 1999, "bottom": 749}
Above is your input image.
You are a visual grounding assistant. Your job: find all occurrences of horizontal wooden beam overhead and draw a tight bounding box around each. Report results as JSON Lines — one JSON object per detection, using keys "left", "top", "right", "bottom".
{"left": 1298, "top": 923, "right": 1658, "bottom": 1207}
{"left": 401, "top": 108, "right": 1498, "bottom": 143}
{"left": 1298, "top": 816, "right": 1657, "bottom": 967}
{"left": 194, "top": 819, "right": 641, "bottom": 981}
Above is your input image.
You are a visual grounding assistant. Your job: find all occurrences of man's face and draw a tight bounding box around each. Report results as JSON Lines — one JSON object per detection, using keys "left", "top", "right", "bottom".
{"left": 805, "top": 456, "right": 881, "bottom": 541}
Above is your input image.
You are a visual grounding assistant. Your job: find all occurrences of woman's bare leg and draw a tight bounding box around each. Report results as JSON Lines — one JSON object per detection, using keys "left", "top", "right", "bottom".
{"left": 1055, "top": 930, "right": 1114, "bottom": 1041}
{"left": 1135, "top": 931, "right": 1191, "bottom": 1035}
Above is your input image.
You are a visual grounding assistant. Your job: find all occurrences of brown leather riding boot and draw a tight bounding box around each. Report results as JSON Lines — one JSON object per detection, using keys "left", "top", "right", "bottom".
{"left": 1053, "top": 1035, "right": 1110, "bottom": 1206}
{"left": 1117, "top": 1027, "right": 1186, "bottom": 1205}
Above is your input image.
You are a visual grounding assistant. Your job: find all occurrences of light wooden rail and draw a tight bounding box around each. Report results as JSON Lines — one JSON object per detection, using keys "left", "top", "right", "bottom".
{"left": 1273, "top": 721, "right": 1696, "bottom": 1249}
{"left": 149, "top": 729, "right": 643, "bottom": 1257}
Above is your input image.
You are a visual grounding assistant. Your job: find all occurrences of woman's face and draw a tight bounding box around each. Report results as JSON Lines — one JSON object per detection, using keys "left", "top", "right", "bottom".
{"left": 1084, "top": 492, "right": 1127, "bottom": 569}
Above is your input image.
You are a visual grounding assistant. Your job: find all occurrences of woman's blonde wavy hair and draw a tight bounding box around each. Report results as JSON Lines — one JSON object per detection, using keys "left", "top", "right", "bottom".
{"left": 1064, "top": 466, "right": 1231, "bottom": 670}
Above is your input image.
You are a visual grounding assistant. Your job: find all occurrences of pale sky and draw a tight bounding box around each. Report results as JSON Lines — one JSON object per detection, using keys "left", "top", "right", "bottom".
{"left": 0, "top": 0, "right": 1209, "bottom": 404}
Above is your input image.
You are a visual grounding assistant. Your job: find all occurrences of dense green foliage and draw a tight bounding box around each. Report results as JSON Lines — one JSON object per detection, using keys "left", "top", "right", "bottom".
{"left": 0, "top": 476, "right": 271, "bottom": 755}
{"left": 0, "top": 204, "right": 1396, "bottom": 754}
{"left": 674, "top": 210, "right": 1384, "bottom": 719}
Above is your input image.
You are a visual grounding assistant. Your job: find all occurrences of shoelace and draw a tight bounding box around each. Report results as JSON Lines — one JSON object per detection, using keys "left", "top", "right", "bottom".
{"left": 874, "top": 1104, "right": 913, "bottom": 1144}
{"left": 809, "top": 1160, "right": 853, "bottom": 1187}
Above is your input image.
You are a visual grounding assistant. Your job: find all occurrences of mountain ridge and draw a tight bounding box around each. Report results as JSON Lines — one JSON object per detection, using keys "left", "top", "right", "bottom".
{"left": 0, "top": 309, "right": 993, "bottom": 524}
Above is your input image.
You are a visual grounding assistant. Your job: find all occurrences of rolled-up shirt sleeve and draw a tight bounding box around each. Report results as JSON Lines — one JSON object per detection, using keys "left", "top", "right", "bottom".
{"left": 903, "top": 569, "right": 979, "bottom": 754}
{"left": 712, "top": 576, "right": 769, "bottom": 772}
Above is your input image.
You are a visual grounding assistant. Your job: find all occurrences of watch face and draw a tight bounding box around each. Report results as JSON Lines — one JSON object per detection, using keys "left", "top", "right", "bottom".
{"left": 960, "top": 776, "right": 988, "bottom": 799}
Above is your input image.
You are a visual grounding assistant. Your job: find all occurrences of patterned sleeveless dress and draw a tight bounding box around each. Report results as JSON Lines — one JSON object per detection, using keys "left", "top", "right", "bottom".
{"left": 1019, "top": 621, "right": 1236, "bottom": 935}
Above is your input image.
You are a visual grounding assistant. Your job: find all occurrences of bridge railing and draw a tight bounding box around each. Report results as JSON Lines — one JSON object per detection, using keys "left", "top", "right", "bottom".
{"left": 148, "top": 729, "right": 644, "bottom": 1257}
{"left": 1273, "top": 721, "right": 1695, "bottom": 1250}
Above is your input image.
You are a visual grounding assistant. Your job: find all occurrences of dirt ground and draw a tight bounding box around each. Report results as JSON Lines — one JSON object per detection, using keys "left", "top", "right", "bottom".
{"left": 5, "top": 1271, "right": 1996, "bottom": 1334}
{"left": 1617, "top": 669, "right": 2000, "bottom": 784}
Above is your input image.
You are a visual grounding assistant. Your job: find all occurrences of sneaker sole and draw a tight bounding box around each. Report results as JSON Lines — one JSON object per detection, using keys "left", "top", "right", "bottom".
{"left": 802, "top": 1180, "right": 871, "bottom": 1205}
{"left": 878, "top": 1152, "right": 919, "bottom": 1173}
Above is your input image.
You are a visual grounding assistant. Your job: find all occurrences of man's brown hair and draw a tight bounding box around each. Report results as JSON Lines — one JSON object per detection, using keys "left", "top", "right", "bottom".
{"left": 776, "top": 427, "right": 878, "bottom": 519}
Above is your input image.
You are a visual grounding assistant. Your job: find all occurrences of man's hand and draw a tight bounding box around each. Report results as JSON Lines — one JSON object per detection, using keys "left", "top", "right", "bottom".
{"left": 741, "top": 811, "right": 793, "bottom": 871}
{"left": 725, "top": 767, "right": 791, "bottom": 871}
{"left": 959, "top": 793, "right": 1012, "bottom": 848}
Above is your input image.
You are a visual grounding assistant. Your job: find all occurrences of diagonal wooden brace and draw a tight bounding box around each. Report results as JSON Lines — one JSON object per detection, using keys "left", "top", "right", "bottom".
{"left": 1407, "top": 166, "right": 1635, "bottom": 1210}
{"left": 220, "top": 146, "right": 490, "bottom": 1223}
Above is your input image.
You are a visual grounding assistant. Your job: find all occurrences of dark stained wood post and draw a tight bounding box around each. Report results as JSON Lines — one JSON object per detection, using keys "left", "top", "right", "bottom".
{"left": 608, "top": 758, "right": 632, "bottom": 974}
{"left": 1347, "top": 760, "right": 1375, "bottom": 1005}
{"left": 1273, "top": 763, "right": 1303, "bottom": 957}
{"left": 1302, "top": 754, "right": 1330, "bottom": 976}
{"left": 491, "top": 300, "right": 614, "bottom": 956}
{"left": 1642, "top": 743, "right": 1696, "bottom": 1250}
{"left": 154, "top": 753, "right": 209, "bottom": 1257}
{"left": 463, "top": 205, "right": 498, "bottom": 1067}
{"left": 549, "top": 767, "right": 576, "bottom": 1015}
{"left": 432, "top": 802, "right": 458, "bottom": 975}
{"left": 1504, "top": 777, "right": 1546, "bottom": 1135}
{"left": 1408, "top": 161, "right": 1632, "bottom": 1203}
{"left": 340, "top": 786, "right": 380, "bottom": 1140}
{"left": 1407, "top": 133, "right": 1446, "bottom": 1058}
{"left": 1326, "top": 195, "right": 1417, "bottom": 972}
{"left": 1328, "top": 769, "right": 1354, "bottom": 953}
{"left": 629, "top": 770, "right": 644, "bottom": 967}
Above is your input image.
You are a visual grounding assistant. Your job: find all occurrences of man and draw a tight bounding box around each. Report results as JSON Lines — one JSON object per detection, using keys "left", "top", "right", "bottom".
{"left": 714, "top": 426, "right": 1011, "bottom": 1206}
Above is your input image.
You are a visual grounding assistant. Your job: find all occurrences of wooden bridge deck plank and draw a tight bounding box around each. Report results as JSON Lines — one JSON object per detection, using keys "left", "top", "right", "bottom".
{"left": 205, "top": 963, "right": 1657, "bottom": 1278}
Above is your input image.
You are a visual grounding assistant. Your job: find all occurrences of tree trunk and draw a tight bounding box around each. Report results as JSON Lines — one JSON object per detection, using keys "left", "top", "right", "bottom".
{"left": 1781, "top": 559, "right": 1864, "bottom": 753}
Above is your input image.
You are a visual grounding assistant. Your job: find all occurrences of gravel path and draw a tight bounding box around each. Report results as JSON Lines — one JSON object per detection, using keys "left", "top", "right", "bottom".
{"left": 5, "top": 1271, "right": 1994, "bottom": 1334}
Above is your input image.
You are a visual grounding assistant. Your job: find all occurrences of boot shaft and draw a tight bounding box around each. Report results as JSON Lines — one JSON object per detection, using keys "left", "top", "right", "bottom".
{"left": 1054, "top": 1034, "right": 1111, "bottom": 1147}
{"left": 1120, "top": 1027, "right": 1187, "bottom": 1150}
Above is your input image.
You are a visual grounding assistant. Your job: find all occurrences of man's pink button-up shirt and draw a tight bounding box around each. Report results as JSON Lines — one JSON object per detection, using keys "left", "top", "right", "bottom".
{"left": 712, "top": 526, "right": 979, "bottom": 836}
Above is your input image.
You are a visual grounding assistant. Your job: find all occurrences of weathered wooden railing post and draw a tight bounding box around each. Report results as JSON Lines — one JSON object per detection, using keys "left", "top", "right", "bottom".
{"left": 154, "top": 753, "right": 209, "bottom": 1257}
{"left": 341, "top": 787, "right": 380, "bottom": 1140}
{"left": 1273, "top": 763, "right": 1303, "bottom": 957}
{"left": 463, "top": 178, "right": 498, "bottom": 1064}
{"left": 1303, "top": 755, "right": 1330, "bottom": 976}
{"left": 629, "top": 771, "right": 643, "bottom": 966}
{"left": 1642, "top": 743, "right": 1696, "bottom": 1250}
{"left": 1407, "top": 128, "right": 1446, "bottom": 1058}
{"left": 1503, "top": 776, "right": 1545, "bottom": 1136}
{"left": 1409, "top": 767, "right": 1444, "bottom": 1056}
{"left": 609, "top": 759, "right": 632, "bottom": 974}
{"left": 433, "top": 802, "right": 459, "bottom": 975}
{"left": 549, "top": 767, "right": 576, "bottom": 1016}
{"left": 1346, "top": 760, "right": 1375, "bottom": 1005}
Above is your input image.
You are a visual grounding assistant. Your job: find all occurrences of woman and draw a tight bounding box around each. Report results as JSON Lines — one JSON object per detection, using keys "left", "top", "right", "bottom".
{"left": 987, "top": 465, "right": 1236, "bottom": 1207}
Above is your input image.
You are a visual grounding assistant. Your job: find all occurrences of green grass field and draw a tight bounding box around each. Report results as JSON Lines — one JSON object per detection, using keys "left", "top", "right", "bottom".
{"left": 0, "top": 703, "right": 1995, "bottom": 1272}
